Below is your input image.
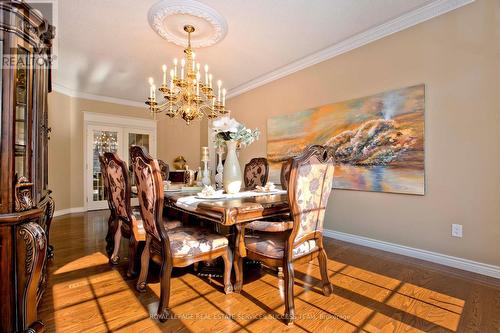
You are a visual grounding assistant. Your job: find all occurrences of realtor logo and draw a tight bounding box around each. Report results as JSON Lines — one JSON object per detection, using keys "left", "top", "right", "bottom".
{"left": 1, "top": 0, "right": 59, "bottom": 69}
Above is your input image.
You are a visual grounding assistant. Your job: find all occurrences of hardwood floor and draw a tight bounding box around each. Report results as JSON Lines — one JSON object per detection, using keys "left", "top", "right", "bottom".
{"left": 39, "top": 211, "right": 500, "bottom": 332}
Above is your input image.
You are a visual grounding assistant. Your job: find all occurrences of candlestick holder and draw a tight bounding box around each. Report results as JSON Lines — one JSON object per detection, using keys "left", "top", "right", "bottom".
{"left": 215, "top": 146, "right": 224, "bottom": 190}
{"left": 202, "top": 160, "right": 211, "bottom": 186}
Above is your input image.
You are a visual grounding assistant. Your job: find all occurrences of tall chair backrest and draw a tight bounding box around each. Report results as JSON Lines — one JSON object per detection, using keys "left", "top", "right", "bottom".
{"left": 99, "top": 154, "right": 112, "bottom": 207}
{"left": 104, "top": 152, "right": 133, "bottom": 224}
{"left": 244, "top": 157, "right": 269, "bottom": 188}
{"left": 287, "top": 145, "right": 335, "bottom": 244}
{"left": 130, "top": 145, "right": 166, "bottom": 242}
{"left": 158, "top": 159, "right": 170, "bottom": 182}
{"left": 280, "top": 158, "right": 292, "bottom": 190}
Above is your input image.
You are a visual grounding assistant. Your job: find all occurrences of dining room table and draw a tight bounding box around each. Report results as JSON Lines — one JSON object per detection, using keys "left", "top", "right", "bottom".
{"left": 162, "top": 187, "right": 291, "bottom": 276}
{"left": 163, "top": 188, "right": 290, "bottom": 226}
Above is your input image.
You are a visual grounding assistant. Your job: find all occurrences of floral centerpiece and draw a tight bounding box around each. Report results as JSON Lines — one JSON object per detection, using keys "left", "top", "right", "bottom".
{"left": 212, "top": 117, "right": 260, "bottom": 148}
{"left": 212, "top": 117, "right": 260, "bottom": 194}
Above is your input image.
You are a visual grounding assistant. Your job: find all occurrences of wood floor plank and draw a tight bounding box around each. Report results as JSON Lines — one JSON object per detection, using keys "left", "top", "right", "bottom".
{"left": 38, "top": 211, "right": 500, "bottom": 332}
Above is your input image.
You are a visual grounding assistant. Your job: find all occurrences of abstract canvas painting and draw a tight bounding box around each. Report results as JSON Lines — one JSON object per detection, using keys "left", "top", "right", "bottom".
{"left": 267, "top": 84, "right": 425, "bottom": 195}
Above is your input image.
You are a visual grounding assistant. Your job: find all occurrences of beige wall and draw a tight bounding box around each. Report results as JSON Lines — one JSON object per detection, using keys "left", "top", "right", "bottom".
{"left": 227, "top": 0, "right": 500, "bottom": 266}
{"left": 48, "top": 92, "right": 202, "bottom": 210}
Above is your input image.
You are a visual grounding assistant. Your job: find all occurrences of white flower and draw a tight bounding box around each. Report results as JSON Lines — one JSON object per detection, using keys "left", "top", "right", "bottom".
{"left": 212, "top": 116, "right": 240, "bottom": 133}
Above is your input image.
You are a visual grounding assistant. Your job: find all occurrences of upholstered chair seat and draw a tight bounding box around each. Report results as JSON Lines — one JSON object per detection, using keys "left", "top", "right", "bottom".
{"left": 244, "top": 220, "right": 293, "bottom": 232}
{"left": 132, "top": 213, "right": 182, "bottom": 241}
{"left": 150, "top": 227, "right": 229, "bottom": 258}
{"left": 244, "top": 234, "right": 318, "bottom": 259}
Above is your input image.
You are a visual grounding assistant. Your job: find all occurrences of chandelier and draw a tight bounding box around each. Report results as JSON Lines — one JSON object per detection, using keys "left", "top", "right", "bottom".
{"left": 94, "top": 131, "right": 117, "bottom": 154}
{"left": 145, "top": 25, "right": 228, "bottom": 125}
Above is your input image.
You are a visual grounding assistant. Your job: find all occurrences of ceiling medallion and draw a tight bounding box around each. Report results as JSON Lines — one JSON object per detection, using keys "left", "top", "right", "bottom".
{"left": 148, "top": 0, "right": 228, "bottom": 48}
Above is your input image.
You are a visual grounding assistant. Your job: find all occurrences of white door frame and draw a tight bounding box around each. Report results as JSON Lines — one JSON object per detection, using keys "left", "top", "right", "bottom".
{"left": 83, "top": 112, "right": 157, "bottom": 211}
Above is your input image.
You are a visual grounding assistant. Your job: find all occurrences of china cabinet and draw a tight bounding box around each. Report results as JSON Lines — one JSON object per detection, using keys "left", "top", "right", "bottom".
{"left": 0, "top": 2, "right": 55, "bottom": 332}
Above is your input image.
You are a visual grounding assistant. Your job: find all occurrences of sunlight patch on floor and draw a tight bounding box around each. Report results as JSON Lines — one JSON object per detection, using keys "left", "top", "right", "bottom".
{"left": 53, "top": 252, "right": 109, "bottom": 274}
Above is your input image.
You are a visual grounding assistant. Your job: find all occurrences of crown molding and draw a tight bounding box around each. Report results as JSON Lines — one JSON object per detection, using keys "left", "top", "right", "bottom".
{"left": 52, "top": 83, "right": 145, "bottom": 108}
{"left": 227, "top": 0, "right": 474, "bottom": 99}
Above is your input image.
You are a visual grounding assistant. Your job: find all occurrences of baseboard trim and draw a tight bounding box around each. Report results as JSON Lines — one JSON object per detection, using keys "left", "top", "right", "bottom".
{"left": 53, "top": 207, "right": 86, "bottom": 217}
{"left": 323, "top": 229, "right": 500, "bottom": 279}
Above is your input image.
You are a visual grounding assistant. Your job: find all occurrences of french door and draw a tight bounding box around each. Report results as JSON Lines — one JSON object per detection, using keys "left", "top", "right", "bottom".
{"left": 85, "top": 114, "right": 157, "bottom": 210}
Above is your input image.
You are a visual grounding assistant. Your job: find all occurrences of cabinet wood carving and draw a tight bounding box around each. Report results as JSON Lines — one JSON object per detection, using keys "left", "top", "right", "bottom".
{"left": 0, "top": 2, "right": 55, "bottom": 332}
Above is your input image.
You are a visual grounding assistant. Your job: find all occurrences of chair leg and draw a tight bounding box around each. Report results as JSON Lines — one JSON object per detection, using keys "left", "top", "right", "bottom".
{"left": 109, "top": 220, "right": 122, "bottom": 265}
{"left": 126, "top": 234, "right": 137, "bottom": 279}
{"left": 157, "top": 255, "right": 173, "bottom": 322}
{"left": 136, "top": 236, "right": 151, "bottom": 293}
{"left": 318, "top": 249, "right": 333, "bottom": 296}
{"left": 105, "top": 213, "right": 116, "bottom": 256}
{"left": 233, "top": 251, "right": 243, "bottom": 293}
{"left": 221, "top": 247, "right": 233, "bottom": 294}
{"left": 283, "top": 259, "right": 296, "bottom": 325}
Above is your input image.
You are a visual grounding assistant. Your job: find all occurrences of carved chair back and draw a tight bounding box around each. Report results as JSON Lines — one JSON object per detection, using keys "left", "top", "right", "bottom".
{"left": 280, "top": 158, "right": 292, "bottom": 190}
{"left": 287, "top": 145, "right": 335, "bottom": 246}
{"left": 244, "top": 157, "right": 269, "bottom": 188}
{"left": 98, "top": 155, "right": 112, "bottom": 206}
{"left": 158, "top": 159, "right": 170, "bottom": 182}
{"left": 130, "top": 146, "right": 167, "bottom": 243}
{"left": 103, "top": 152, "right": 133, "bottom": 224}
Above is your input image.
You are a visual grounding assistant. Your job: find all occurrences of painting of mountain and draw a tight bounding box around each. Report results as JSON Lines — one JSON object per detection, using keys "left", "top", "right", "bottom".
{"left": 267, "top": 84, "right": 425, "bottom": 195}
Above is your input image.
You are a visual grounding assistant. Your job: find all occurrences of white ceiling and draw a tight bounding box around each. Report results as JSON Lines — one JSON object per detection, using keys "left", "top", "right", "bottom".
{"left": 54, "top": 0, "right": 451, "bottom": 104}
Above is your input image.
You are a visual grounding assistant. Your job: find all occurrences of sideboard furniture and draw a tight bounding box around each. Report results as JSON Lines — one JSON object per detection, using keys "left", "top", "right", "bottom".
{"left": 0, "top": 2, "right": 55, "bottom": 332}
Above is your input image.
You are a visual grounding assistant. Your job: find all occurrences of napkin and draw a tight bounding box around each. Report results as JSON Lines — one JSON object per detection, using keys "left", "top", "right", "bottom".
{"left": 197, "top": 185, "right": 223, "bottom": 197}
{"left": 256, "top": 182, "right": 277, "bottom": 192}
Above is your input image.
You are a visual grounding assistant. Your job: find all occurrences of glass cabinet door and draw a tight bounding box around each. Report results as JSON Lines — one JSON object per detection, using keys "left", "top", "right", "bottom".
{"left": 14, "top": 47, "right": 31, "bottom": 180}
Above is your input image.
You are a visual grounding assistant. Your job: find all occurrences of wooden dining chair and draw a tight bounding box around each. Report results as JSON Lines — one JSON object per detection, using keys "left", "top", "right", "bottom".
{"left": 280, "top": 158, "right": 292, "bottom": 190}
{"left": 244, "top": 157, "right": 269, "bottom": 188}
{"left": 233, "top": 145, "right": 335, "bottom": 325}
{"left": 130, "top": 145, "right": 233, "bottom": 321}
{"left": 245, "top": 158, "right": 292, "bottom": 233}
{"left": 99, "top": 155, "right": 118, "bottom": 258}
{"left": 103, "top": 152, "right": 182, "bottom": 277}
{"left": 158, "top": 159, "right": 170, "bottom": 182}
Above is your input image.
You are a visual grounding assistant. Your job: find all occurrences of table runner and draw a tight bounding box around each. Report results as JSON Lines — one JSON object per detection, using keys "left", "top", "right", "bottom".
{"left": 176, "top": 190, "right": 287, "bottom": 207}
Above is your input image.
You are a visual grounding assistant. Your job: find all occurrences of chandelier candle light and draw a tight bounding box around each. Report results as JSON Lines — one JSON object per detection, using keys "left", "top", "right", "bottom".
{"left": 145, "top": 25, "right": 228, "bottom": 124}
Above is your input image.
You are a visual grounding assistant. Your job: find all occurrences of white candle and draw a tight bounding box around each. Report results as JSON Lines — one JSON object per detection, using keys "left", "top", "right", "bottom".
{"left": 194, "top": 79, "right": 199, "bottom": 96}
{"left": 173, "top": 58, "right": 178, "bottom": 78}
{"left": 152, "top": 84, "right": 156, "bottom": 100}
{"left": 222, "top": 88, "right": 226, "bottom": 107}
{"left": 212, "top": 97, "right": 215, "bottom": 108}
{"left": 204, "top": 64, "right": 209, "bottom": 85}
{"left": 209, "top": 74, "right": 213, "bottom": 89}
{"left": 217, "top": 80, "right": 222, "bottom": 102}
{"left": 169, "top": 69, "right": 174, "bottom": 90}
{"left": 148, "top": 77, "right": 154, "bottom": 99}
{"left": 181, "top": 58, "right": 185, "bottom": 79}
{"left": 162, "top": 64, "right": 167, "bottom": 85}
{"left": 196, "top": 72, "right": 201, "bottom": 95}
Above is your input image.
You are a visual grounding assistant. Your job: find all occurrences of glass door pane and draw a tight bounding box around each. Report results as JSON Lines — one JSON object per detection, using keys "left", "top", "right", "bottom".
{"left": 87, "top": 126, "right": 122, "bottom": 210}
{"left": 125, "top": 130, "right": 154, "bottom": 203}
{"left": 14, "top": 47, "right": 30, "bottom": 179}
{"left": 93, "top": 130, "right": 118, "bottom": 201}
